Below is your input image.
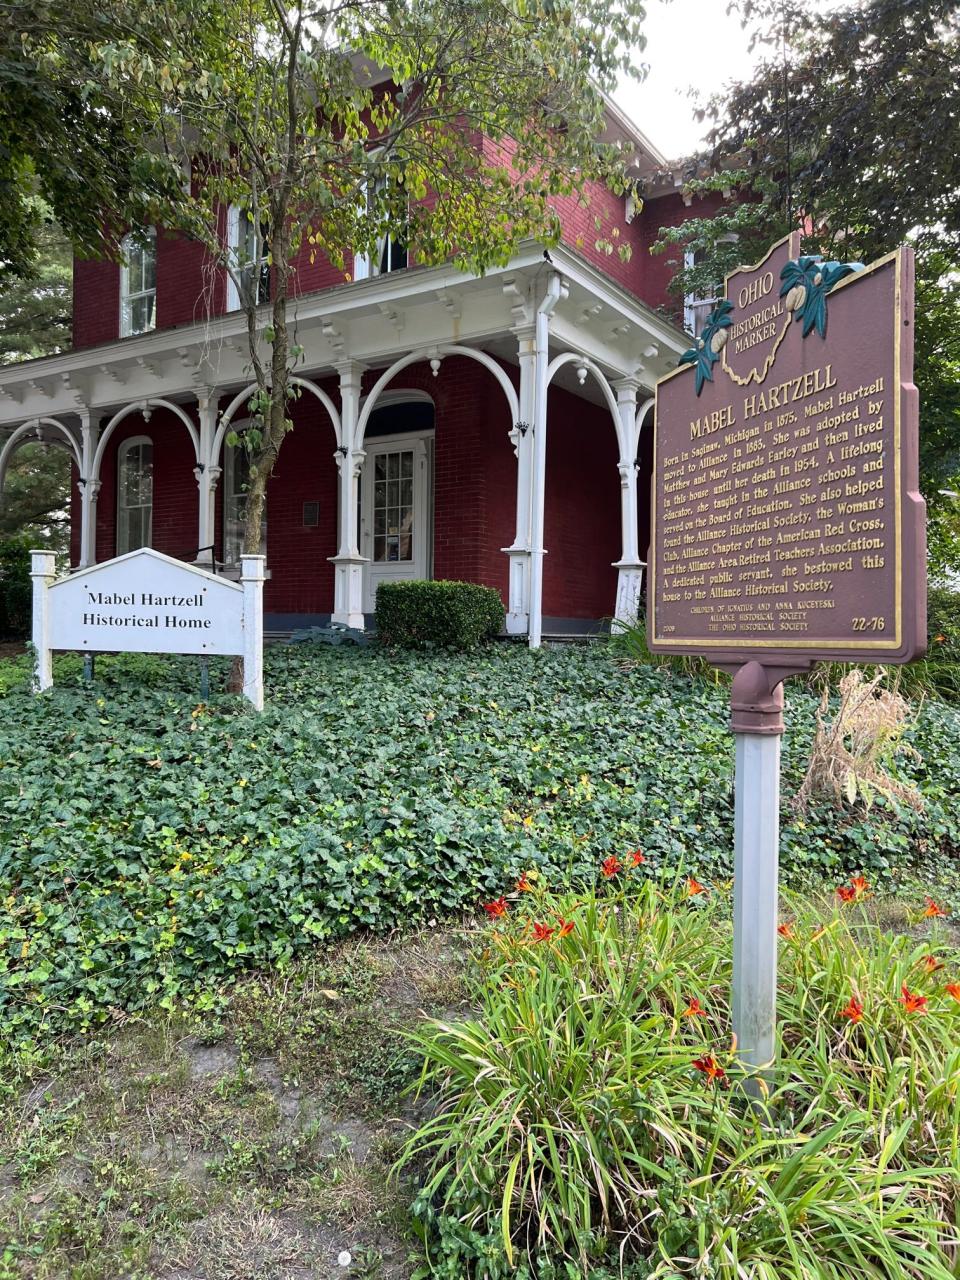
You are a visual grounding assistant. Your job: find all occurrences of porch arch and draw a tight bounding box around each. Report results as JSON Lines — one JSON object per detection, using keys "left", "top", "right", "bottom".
{"left": 355, "top": 346, "right": 519, "bottom": 447}
{"left": 0, "top": 418, "right": 82, "bottom": 496}
{"left": 93, "top": 398, "right": 200, "bottom": 481}
{"left": 544, "top": 351, "right": 623, "bottom": 449}
{"left": 212, "top": 376, "right": 342, "bottom": 463}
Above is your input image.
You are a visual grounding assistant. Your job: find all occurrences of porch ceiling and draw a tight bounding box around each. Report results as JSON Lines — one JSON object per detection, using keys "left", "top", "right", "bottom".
{"left": 0, "top": 242, "right": 686, "bottom": 427}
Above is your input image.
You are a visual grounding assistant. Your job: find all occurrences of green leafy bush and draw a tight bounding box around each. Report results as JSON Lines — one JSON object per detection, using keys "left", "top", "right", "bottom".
{"left": 0, "top": 537, "right": 31, "bottom": 640}
{"left": 400, "top": 875, "right": 960, "bottom": 1278}
{"left": 0, "top": 645, "right": 957, "bottom": 1045}
{"left": 375, "top": 580, "right": 504, "bottom": 649}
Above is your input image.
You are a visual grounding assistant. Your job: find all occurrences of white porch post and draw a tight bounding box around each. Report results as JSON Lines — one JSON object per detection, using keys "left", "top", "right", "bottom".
{"left": 503, "top": 325, "right": 536, "bottom": 635}
{"left": 528, "top": 274, "right": 565, "bottom": 650}
{"left": 30, "top": 550, "right": 56, "bottom": 691}
{"left": 195, "top": 389, "right": 219, "bottom": 567}
{"left": 612, "top": 380, "right": 645, "bottom": 631}
{"left": 78, "top": 411, "right": 99, "bottom": 568}
{"left": 330, "top": 361, "right": 367, "bottom": 628}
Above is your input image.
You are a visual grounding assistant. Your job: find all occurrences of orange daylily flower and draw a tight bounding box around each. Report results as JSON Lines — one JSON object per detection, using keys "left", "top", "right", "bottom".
{"left": 601, "top": 855, "right": 622, "bottom": 878}
{"left": 850, "top": 874, "right": 870, "bottom": 898}
{"left": 945, "top": 983, "right": 960, "bottom": 1004}
{"left": 777, "top": 921, "right": 795, "bottom": 939}
{"left": 900, "top": 984, "right": 928, "bottom": 1015}
{"left": 516, "top": 873, "right": 533, "bottom": 892}
{"left": 683, "top": 997, "right": 706, "bottom": 1019}
{"left": 531, "top": 922, "right": 554, "bottom": 942}
{"left": 840, "top": 996, "right": 864, "bottom": 1024}
{"left": 692, "top": 1054, "right": 726, "bottom": 1083}
{"left": 836, "top": 884, "right": 857, "bottom": 904}
{"left": 556, "top": 917, "right": 575, "bottom": 937}
{"left": 934, "top": 633, "right": 947, "bottom": 644}
{"left": 921, "top": 955, "right": 945, "bottom": 974}
{"left": 687, "top": 876, "right": 707, "bottom": 897}
{"left": 630, "top": 850, "right": 646, "bottom": 865}
{"left": 922, "top": 897, "right": 947, "bottom": 918}
{"left": 483, "top": 897, "right": 508, "bottom": 918}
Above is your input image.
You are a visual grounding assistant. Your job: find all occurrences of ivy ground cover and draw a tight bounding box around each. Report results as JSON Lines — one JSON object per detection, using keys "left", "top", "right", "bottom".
{"left": 2, "top": 643, "right": 960, "bottom": 1043}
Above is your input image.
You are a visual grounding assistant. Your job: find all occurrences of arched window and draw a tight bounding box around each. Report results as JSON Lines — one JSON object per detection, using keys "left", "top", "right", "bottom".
{"left": 117, "top": 436, "right": 153, "bottom": 554}
{"left": 225, "top": 206, "right": 271, "bottom": 311}
{"left": 120, "top": 228, "right": 157, "bottom": 337}
{"left": 223, "top": 429, "right": 267, "bottom": 565}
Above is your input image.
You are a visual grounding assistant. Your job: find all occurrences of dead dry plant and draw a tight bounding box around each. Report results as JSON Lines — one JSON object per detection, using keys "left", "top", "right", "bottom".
{"left": 794, "top": 668, "right": 923, "bottom": 813}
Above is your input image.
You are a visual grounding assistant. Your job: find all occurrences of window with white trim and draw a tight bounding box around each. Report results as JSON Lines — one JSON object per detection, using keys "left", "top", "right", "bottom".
{"left": 225, "top": 206, "right": 271, "bottom": 311}
{"left": 116, "top": 436, "right": 153, "bottom": 554}
{"left": 223, "top": 434, "right": 267, "bottom": 565}
{"left": 353, "top": 173, "right": 408, "bottom": 281}
{"left": 683, "top": 248, "right": 718, "bottom": 338}
{"left": 120, "top": 229, "right": 157, "bottom": 337}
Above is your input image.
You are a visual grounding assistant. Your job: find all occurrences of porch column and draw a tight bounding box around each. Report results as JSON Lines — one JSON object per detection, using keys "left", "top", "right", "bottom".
{"left": 330, "top": 361, "right": 367, "bottom": 629}
{"left": 612, "top": 379, "right": 645, "bottom": 631}
{"left": 503, "top": 324, "right": 536, "bottom": 635}
{"left": 78, "top": 410, "right": 99, "bottom": 567}
{"left": 528, "top": 273, "right": 566, "bottom": 650}
{"left": 195, "top": 388, "right": 219, "bottom": 567}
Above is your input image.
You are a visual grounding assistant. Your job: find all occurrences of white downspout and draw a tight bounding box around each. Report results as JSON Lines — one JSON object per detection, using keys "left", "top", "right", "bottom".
{"left": 528, "top": 272, "right": 565, "bottom": 650}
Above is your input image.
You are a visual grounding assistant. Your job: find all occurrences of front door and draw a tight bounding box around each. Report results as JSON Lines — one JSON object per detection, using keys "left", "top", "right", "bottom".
{"left": 361, "top": 432, "right": 433, "bottom": 613}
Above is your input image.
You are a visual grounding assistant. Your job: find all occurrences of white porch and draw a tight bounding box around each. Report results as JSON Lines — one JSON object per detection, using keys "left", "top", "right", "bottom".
{"left": 0, "top": 242, "right": 686, "bottom": 643}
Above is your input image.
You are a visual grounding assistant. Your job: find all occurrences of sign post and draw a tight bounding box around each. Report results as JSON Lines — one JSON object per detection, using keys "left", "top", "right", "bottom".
{"left": 649, "top": 235, "right": 926, "bottom": 1091}
{"left": 31, "top": 547, "right": 266, "bottom": 710}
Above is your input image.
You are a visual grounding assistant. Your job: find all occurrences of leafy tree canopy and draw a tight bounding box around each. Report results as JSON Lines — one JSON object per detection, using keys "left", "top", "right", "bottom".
{"left": 0, "top": 219, "right": 73, "bottom": 551}
{"left": 50, "top": 0, "right": 649, "bottom": 555}
{"left": 651, "top": 0, "right": 960, "bottom": 574}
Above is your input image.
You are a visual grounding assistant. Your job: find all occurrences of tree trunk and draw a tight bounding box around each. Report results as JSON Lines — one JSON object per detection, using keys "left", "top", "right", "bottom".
{"left": 229, "top": 221, "right": 291, "bottom": 694}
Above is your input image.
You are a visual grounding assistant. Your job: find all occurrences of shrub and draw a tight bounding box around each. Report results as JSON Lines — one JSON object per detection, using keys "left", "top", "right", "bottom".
{"left": 0, "top": 536, "right": 32, "bottom": 640}
{"left": 399, "top": 873, "right": 960, "bottom": 1278}
{"left": 375, "top": 579, "right": 504, "bottom": 649}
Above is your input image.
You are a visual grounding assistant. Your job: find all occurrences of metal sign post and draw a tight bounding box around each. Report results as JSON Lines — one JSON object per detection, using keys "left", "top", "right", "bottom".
{"left": 729, "top": 663, "right": 786, "bottom": 1091}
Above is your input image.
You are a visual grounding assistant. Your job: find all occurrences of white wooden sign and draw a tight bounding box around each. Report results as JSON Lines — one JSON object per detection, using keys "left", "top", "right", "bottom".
{"left": 31, "top": 548, "right": 265, "bottom": 709}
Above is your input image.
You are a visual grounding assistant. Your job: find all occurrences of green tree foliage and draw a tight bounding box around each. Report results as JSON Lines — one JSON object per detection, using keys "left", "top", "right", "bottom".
{"left": 0, "top": 220, "right": 71, "bottom": 362}
{"left": 0, "top": 1, "right": 203, "bottom": 278}
{"left": 0, "top": 221, "right": 73, "bottom": 552}
{"left": 2, "top": 0, "right": 650, "bottom": 562}
{"left": 651, "top": 0, "right": 960, "bottom": 573}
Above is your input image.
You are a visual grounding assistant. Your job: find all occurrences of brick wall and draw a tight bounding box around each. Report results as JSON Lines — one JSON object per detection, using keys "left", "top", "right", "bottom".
{"left": 72, "top": 163, "right": 719, "bottom": 350}
{"left": 94, "top": 408, "right": 201, "bottom": 563}
{"left": 637, "top": 189, "right": 727, "bottom": 324}
{"left": 88, "top": 359, "right": 630, "bottom": 621}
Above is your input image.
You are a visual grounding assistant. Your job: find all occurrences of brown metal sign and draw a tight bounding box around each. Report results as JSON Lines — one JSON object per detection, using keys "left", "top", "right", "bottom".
{"left": 649, "top": 235, "right": 926, "bottom": 666}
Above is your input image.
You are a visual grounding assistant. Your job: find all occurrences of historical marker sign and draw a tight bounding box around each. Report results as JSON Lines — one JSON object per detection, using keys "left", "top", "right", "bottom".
{"left": 648, "top": 235, "right": 926, "bottom": 1093}
{"left": 31, "top": 547, "right": 266, "bottom": 709}
{"left": 649, "top": 233, "right": 926, "bottom": 667}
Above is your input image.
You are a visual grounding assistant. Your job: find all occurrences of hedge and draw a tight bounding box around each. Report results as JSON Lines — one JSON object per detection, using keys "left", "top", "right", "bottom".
{"left": 375, "top": 579, "right": 505, "bottom": 649}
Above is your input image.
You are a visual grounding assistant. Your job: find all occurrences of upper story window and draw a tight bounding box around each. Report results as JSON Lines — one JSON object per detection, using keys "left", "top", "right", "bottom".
{"left": 226, "top": 206, "right": 271, "bottom": 311}
{"left": 117, "top": 436, "right": 153, "bottom": 554}
{"left": 223, "top": 431, "right": 267, "bottom": 566}
{"left": 353, "top": 173, "right": 408, "bottom": 281}
{"left": 683, "top": 248, "right": 719, "bottom": 339}
{"left": 120, "top": 229, "right": 157, "bottom": 337}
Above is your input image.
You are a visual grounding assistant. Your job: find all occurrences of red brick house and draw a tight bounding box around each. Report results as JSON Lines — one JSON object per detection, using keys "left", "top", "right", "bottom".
{"left": 0, "top": 95, "right": 716, "bottom": 643}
